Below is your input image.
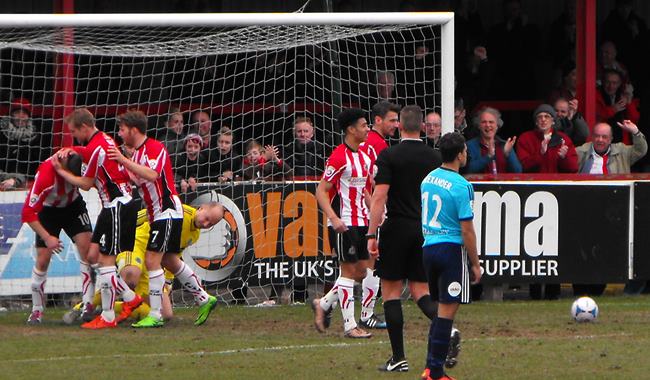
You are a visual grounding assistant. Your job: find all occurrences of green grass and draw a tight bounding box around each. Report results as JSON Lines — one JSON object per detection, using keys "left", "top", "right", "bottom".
{"left": 2, "top": 296, "right": 650, "bottom": 379}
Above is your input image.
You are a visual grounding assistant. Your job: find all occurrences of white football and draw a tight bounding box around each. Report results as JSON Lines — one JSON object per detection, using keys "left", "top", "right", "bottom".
{"left": 571, "top": 296, "right": 599, "bottom": 322}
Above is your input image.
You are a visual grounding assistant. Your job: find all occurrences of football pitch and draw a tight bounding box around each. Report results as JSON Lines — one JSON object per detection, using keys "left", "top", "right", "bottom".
{"left": 2, "top": 296, "right": 650, "bottom": 380}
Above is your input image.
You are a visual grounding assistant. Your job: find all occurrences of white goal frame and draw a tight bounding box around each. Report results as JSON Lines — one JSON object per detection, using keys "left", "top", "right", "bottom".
{"left": 0, "top": 12, "right": 455, "bottom": 133}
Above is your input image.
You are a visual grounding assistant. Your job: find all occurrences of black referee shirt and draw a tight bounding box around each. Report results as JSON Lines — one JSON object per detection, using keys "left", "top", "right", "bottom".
{"left": 374, "top": 138, "right": 442, "bottom": 220}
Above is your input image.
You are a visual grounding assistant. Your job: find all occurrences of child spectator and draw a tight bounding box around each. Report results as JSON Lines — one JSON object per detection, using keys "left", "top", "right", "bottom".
{"left": 242, "top": 140, "right": 291, "bottom": 181}
{"left": 174, "top": 133, "right": 208, "bottom": 193}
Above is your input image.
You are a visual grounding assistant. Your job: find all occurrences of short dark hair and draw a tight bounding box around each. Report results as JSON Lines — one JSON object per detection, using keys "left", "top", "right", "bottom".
{"left": 118, "top": 110, "right": 148, "bottom": 134}
{"left": 372, "top": 101, "right": 401, "bottom": 120}
{"left": 454, "top": 97, "right": 465, "bottom": 111}
{"left": 337, "top": 108, "right": 366, "bottom": 133}
{"left": 439, "top": 132, "right": 466, "bottom": 163}
{"left": 66, "top": 154, "right": 83, "bottom": 176}
{"left": 400, "top": 105, "right": 423, "bottom": 133}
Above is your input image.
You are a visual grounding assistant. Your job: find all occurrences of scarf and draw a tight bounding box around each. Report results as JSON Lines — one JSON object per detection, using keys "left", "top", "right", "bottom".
{"left": 0, "top": 117, "right": 36, "bottom": 143}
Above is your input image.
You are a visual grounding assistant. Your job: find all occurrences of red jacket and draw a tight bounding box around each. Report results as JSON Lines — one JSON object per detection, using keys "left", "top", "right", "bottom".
{"left": 516, "top": 129, "right": 578, "bottom": 173}
{"left": 596, "top": 91, "right": 640, "bottom": 144}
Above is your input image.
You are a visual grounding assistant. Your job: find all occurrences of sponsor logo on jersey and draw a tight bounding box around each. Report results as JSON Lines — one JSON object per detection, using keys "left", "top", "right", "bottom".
{"left": 349, "top": 177, "right": 367, "bottom": 187}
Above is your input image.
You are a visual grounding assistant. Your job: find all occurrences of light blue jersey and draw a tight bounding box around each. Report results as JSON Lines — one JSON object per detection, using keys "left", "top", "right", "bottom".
{"left": 421, "top": 167, "right": 474, "bottom": 246}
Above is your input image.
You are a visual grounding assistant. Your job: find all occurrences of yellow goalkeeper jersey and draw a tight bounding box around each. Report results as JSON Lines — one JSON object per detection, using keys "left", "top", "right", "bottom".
{"left": 117, "top": 204, "right": 201, "bottom": 296}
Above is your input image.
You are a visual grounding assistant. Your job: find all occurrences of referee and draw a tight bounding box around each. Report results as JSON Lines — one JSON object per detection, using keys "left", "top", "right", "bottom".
{"left": 367, "top": 105, "right": 444, "bottom": 372}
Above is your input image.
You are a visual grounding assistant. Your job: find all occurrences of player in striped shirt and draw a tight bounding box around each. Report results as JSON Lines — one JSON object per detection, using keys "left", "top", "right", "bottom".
{"left": 54, "top": 108, "right": 143, "bottom": 329}
{"left": 107, "top": 110, "right": 217, "bottom": 328}
{"left": 22, "top": 151, "right": 92, "bottom": 324}
{"left": 354, "top": 101, "right": 401, "bottom": 330}
{"left": 312, "top": 108, "right": 375, "bottom": 339}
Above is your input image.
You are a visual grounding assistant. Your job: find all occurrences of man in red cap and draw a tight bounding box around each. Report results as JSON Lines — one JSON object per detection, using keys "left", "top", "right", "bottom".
{"left": 1, "top": 97, "right": 50, "bottom": 177}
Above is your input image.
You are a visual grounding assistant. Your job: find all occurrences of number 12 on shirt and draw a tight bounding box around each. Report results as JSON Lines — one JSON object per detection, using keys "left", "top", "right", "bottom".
{"left": 421, "top": 192, "right": 442, "bottom": 228}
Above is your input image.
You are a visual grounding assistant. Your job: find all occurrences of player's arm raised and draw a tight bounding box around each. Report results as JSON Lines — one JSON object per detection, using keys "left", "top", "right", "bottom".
{"left": 52, "top": 155, "right": 94, "bottom": 191}
{"left": 315, "top": 179, "right": 347, "bottom": 233}
{"left": 460, "top": 220, "right": 481, "bottom": 284}
{"left": 106, "top": 146, "right": 159, "bottom": 182}
{"left": 367, "top": 184, "right": 388, "bottom": 258}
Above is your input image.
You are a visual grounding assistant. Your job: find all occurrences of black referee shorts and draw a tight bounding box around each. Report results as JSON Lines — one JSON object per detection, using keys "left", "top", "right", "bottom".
{"left": 375, "top": 217, "right": 427, "bottom": 282}
{"left": 328, "top": 226, "right": 370, "bottom": 263}
{"left": 36, "top": 197, "right": 92, "bottom": 248}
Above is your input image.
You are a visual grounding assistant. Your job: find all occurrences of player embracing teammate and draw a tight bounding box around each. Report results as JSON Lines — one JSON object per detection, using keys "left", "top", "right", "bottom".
{"left": 53, "top": 108, "right": 143, "bottom": 329}
{"left": 107, "top": 110, "right": 217, "bottom": 328}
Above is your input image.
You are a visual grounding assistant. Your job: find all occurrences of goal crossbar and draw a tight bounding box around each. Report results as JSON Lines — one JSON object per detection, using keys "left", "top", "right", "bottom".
{"left": 0, "top": 11, "right": 455, "bottom": 133}
{"left": 0, "top": 12, "right": 453, "bottom": 27}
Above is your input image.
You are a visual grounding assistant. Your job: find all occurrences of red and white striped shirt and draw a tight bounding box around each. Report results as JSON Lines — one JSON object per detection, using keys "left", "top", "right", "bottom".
{"left": 322, "top": 143, "right": 375, "bottom": 227}
{"left": 362, "top": 129, "right": 388, "bottom": 155}
{"left": 21, "top": 158, "right": 80, "bottom": 223}
{"left": 130, "top": 137, "right": 183, "bottom": 222}
{"left": 77, "top": 131, "right": 132, "bottom": 207}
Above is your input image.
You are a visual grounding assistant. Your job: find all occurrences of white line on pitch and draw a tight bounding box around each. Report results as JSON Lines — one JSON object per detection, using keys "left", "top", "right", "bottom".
{"left": 0, "top": 332, "right": 637, "bottom": 364}
{"left": 0, "top": 340, "right": 389, "bottom": 364}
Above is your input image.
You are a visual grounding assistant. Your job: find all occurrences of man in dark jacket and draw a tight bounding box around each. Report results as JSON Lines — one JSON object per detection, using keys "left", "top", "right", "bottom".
{"left": 283, "top": 117, "right": 324, "bottom": 178}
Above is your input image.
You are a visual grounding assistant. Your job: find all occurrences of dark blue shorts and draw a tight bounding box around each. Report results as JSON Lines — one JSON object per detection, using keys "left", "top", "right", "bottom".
{"left": 422, "top": 242, "right": 471, "bottom": 304}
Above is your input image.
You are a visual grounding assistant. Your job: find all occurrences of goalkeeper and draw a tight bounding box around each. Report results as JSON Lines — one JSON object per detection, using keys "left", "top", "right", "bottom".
{"left": 66, "top": 201, "right": 224, "bottom": 326}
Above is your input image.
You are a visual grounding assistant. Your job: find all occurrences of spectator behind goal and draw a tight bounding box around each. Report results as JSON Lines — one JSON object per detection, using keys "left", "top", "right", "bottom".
{"left": 242, "top": 140, "right": 292, "bottom": 181}
{"left": 207, "top": 126, "right": 242, "bottom": 183}
{"left": 156, "top": 107, "right": 186, "bottom": 158}
{"left": 0, "top": 97, "right": 51, "bottom": 177}
{"left": 174, "top": 133, "right": 208, "bottom": 194}
{"left": 283, "top": 116, "right": 324, "bottom": 179}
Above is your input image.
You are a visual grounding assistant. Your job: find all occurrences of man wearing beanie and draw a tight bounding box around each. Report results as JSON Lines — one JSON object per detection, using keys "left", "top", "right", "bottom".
{"left": 516, "top": 104, "right": 578, "bottom": 174}
{"left": 516, "top": 103, "right": 578, "bottom": 301}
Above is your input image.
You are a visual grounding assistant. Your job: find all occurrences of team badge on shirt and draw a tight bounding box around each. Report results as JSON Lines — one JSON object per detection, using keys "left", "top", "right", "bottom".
{"left": 324, "top": 165, "right": 336, "bottom": 178}
{"left": 448, "top": 282, "right": 461, "bottom": 297}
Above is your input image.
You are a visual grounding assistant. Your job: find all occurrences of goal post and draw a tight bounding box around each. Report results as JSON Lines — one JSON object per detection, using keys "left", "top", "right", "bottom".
{"left": 0, "top": 12, "right": 454, "bottom": 306}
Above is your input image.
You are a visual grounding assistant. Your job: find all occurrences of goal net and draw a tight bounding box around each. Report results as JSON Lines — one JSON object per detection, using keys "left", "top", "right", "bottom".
{"left": 0, "top": 13, "right": 453, "bottom": 308}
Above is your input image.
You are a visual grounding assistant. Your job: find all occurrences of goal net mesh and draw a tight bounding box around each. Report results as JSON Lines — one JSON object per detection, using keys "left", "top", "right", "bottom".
{"left": 0, "top": 21, "right": 441, "bottom": 309}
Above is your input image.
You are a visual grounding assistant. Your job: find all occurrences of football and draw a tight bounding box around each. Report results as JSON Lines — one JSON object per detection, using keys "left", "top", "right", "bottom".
{"left": 571, "top": 296, "right": 599, "bottom": 322}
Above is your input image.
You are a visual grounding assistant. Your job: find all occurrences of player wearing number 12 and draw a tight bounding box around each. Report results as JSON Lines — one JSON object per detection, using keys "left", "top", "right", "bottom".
{"left": 420, "top": 132, "right": 482, "bottom": 380}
